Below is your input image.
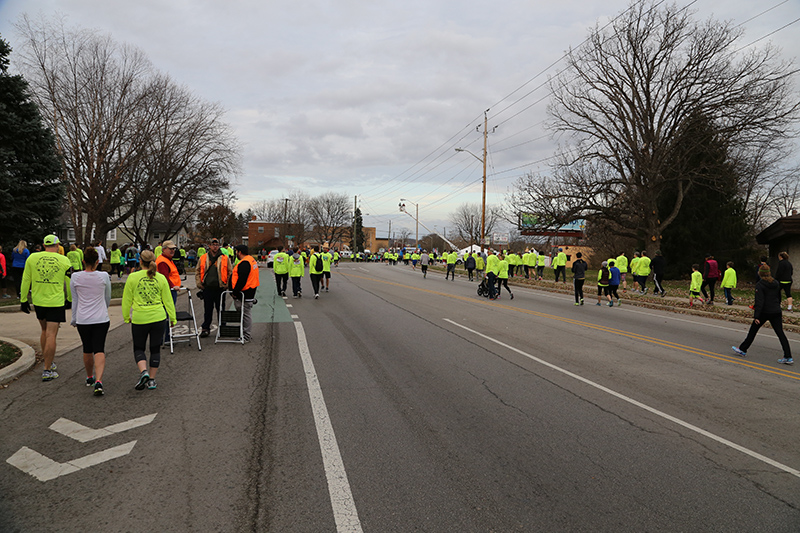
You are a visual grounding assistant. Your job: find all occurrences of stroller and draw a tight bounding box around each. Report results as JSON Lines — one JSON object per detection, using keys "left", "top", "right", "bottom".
{"left": 477, "top": 277, "right": 491, "bottom": 298}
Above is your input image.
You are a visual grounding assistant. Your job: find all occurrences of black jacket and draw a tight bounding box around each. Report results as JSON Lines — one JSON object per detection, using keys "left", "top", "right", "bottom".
{"left": 775, "top": 259, "right": 793, "bottom": 283}
{"left": 571, "top": 259, "right": 588, "bottom": 280}
{"left": 651, "top": 255, "right": 665, "bottom": 276}
{"left": 753, "top": 278, "right": 782, "bottom": 319}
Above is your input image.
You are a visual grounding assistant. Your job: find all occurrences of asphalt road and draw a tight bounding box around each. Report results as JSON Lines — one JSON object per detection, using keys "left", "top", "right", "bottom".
{"left": 1, "top": 262, "right": 799, "bottom": 532}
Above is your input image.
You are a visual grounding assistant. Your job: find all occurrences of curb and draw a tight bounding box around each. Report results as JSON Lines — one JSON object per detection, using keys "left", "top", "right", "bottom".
{"left": 0, "top": 336, "right": 36, "bottom": 386}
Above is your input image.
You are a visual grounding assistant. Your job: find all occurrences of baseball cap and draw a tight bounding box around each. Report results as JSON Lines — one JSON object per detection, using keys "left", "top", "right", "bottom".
{"left": 210, "top": 238, "right": 220, "bottom": 244}
{"left": 162, "top": 240, "right": 177, "bottom": 249}
{"left": 43, "top": 234, "right": 59, "bottom": 246}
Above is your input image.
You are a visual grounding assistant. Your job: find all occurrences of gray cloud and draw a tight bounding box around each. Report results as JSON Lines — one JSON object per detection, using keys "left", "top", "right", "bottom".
{"left": 1, "top": 0, "right": 797, "bottom": 233}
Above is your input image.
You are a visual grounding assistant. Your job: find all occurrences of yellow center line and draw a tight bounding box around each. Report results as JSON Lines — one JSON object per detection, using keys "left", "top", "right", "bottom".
{"left": 342, "top": 271, "right": 800, "bottom": 381}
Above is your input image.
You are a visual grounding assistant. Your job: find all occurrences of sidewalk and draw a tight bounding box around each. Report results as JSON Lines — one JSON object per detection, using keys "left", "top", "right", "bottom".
{"left": 0, "top": 271, "right": 199, "bottom": 385}
{"left": 0, "top": 301, "right": 126, "bottom": 385}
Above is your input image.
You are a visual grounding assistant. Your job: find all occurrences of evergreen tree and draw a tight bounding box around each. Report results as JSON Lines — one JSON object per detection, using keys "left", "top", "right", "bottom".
{"left": 352, "top": 208, "right": 366, "bottom": 253}
{"left": 0, "top": 35, "right": 63, "bottom": 251}
{"left": 658, "top": 112, "right": 755, "bottom": 279}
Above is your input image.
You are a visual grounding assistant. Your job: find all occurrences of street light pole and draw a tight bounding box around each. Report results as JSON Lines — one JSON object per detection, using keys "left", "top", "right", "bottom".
{"left": 283, "top": 198, "right": 291, "bottom": 248}
{"left": 400, "top": 198, "right": 419, "bottom": 248}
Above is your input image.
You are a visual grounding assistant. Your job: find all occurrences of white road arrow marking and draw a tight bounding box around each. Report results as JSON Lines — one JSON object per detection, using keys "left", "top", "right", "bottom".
{"left": 49, "top": 413, "right": 157, "bottom": 442}
{"left": 6, "top": 441, "right": 137, "bottom": 482}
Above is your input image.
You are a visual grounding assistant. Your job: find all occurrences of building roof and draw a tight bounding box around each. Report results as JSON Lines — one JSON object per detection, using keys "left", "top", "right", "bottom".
{"left": 756, "top": 212, "right": 800, "bottom": 244}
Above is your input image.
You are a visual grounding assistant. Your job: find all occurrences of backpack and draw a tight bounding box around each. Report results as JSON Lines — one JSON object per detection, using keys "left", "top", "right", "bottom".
{"left": 312, "top": 254, "right": 324, "bottom": 274}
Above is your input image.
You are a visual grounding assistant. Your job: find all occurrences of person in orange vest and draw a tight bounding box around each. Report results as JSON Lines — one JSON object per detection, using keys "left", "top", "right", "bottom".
{"left": 231, "top": 245, "right": 260, "bottom": 342}
{"left": 195, "top": 238, "right": 231, "bottom": 337}
{"left": 155, "top": 240, "right": 181, "bottom": 343}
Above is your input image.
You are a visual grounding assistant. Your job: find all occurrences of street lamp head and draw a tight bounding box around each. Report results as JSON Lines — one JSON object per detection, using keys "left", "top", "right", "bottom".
{"left": 455, "top": 148, "right": 464, "bottom": 152}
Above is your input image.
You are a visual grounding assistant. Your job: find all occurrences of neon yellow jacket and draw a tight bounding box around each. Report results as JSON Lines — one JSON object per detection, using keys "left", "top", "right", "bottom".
{"left": 690, "top": 271, "right": 702, "bottom": 292}
{"left": 20, "top": 251, "right": 72, "bottom": 306}
{"left": 289, "top": 255, "right": 304, "bottom": 277}
{"left": 122, "top": 270, "right": 176, "bottom": 325}
{"left": 67, "top": 250, "right": 83, "bottom": 271}
{"left": 486, "top": 254, "right": 500, "bottom": 275}
{"left": 615, "top": 255, "right": 628, "bottom": 273}
{"left": 273, "top": 252, "right": 291, "bottom": 274}
{"left": 721, "top": 268, "right": 737, "bottom": 289}
{"left": 498, "top": 259, "right": 509, "bottom": 279}
{"left": 637, "top": 256, "right": 651, "bottom": 276}
{"left": 630, "top": 257, "right": 640, "bottom": 275}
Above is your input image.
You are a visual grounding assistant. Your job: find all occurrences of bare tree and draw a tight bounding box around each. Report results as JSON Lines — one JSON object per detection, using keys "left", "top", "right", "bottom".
{"left": 123, "top": 74, "right": 238, "bottom": 244}
{"left": 14, "top": 16, "right": 239, "bottom": 247}
{"left": 397, "top": 228, "right": 412, "bottom": 248}
{"left": 250, "top": 199, "right": 285, "bottom": 223}
{"left": 15, "top": 15, "right": 156, "bottom": 246}
{"left": 251, "top": 191, "right": 314, "bottom": 246}
{"left": 448, "top": 203, "right": 501, "bottom": 246}
{"left": 307, "top": 192, "right": 351, "bottom": 245}
{"left": 286, "top": 191, "right": 314, "bottom": 246}
{"left": 509, "top": 2, "right": 800, "bottom": 255}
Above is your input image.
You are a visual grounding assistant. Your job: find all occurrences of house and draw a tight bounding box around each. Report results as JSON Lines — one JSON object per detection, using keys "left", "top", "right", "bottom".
{"left": 61, "top": 219, "right": 190, "bottom": 250}
{"left": 756, "top": 211, "right": 800, "bottom": 265}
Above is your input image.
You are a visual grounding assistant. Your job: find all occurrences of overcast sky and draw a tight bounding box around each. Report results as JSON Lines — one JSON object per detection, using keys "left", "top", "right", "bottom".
{"left": 1, "top": 0, "right": 798, "bottom": 239}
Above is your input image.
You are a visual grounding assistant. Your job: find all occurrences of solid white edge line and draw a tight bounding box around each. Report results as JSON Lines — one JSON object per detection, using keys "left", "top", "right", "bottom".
{"left": 444, "top": 318, "right": 800, "bottom": 479}
{"left": 294, "top": 321, "right": 363, "bottom": 532}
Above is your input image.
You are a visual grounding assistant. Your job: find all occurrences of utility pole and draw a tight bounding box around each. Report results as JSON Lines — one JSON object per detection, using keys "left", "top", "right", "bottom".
{"left": 481, "top": 109, "right": 488, "bottom": 255}
{"left": 353, "top": 195, "right": 358, "bottom": 253}
{"left": 282, "top": 198, "right": 291, "bottom": 248}
{"left": 388, "top": 221, "right": 392, "bottom": 250}
{"left": 470, "top": 214, "right": 475, "bottom": 250}
{"left": 454, "top": 109, "right": 494, "bottom": 255}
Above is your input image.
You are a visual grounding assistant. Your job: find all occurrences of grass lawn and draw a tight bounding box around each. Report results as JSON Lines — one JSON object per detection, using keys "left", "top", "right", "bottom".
{"left": 0, "top": 340, "right": 22, "bottom": 370}
{"left": 427, "top": 263, "right": 795, "bottom": 308}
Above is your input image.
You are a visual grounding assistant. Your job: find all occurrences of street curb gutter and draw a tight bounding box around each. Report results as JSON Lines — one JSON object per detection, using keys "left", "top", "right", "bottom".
{"left": 0, "top": 336, "right": 35, "bottom": 386}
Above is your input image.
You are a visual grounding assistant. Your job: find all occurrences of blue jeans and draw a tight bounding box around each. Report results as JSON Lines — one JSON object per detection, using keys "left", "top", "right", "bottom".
{"left": 724, "top": 287, "right": 733, "bottom": 305}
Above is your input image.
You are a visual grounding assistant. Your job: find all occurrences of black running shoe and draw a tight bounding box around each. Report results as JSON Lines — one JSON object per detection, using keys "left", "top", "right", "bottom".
{"left": 86, "top": 376, "right": 95, "bottom": 387}
{"left": 94, "top": 381, "right": 104, "bottom": 396}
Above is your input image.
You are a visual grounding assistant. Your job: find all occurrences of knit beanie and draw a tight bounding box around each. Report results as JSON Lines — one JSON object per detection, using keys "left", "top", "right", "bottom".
{"left": 758, "top": 264, "right": 772, "bottom": 278}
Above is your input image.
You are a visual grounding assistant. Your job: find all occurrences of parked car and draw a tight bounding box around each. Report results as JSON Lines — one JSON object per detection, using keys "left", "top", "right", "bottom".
{"left": 267, "top": 250, "right": 279, "bottom": 268}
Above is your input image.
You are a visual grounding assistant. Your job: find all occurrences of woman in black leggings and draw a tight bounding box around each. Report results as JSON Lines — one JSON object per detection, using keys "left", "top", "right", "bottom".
{"left": 121, "top": 250, "right": 177, "bottom": 390}
{"left": 732, "top": 265, "right": 792, "bottom": 364}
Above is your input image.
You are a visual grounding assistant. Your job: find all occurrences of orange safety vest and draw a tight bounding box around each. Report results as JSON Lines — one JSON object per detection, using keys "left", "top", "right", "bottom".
{"left": 199, "top": 252, "right": 230, "bottom": 288}
{"left": 231, "top": 255, "right": 260, "bottom": 291}
{"left": 155, "top": 254, "right": 181, "bottom": 288}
